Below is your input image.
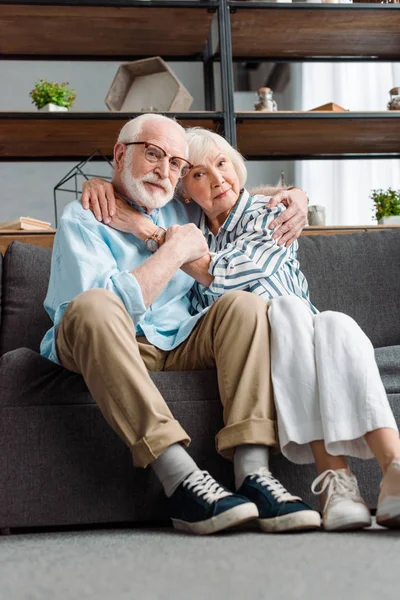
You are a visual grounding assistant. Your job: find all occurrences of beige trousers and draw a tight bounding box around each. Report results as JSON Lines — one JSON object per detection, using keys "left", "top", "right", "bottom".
{"left": 56, "top": 288, "right": 276, "bottom": 467}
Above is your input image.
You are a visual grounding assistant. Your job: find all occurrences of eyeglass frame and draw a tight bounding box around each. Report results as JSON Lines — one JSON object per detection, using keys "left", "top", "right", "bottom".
{"left": 124, "top": 141, "right": 193, "bottom": 178}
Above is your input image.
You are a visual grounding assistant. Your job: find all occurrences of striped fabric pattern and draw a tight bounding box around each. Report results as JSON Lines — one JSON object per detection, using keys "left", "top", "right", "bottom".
{"left": 188, "top": 189, "right": 317, "bottom": 315}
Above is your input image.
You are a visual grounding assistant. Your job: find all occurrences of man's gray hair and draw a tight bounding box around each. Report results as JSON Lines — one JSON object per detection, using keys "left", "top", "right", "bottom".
{"left": 184, "top": 128, "right": 247, "bottom": 188}
{"left": 117, "top": 114, "right": 187, "bottom": 148}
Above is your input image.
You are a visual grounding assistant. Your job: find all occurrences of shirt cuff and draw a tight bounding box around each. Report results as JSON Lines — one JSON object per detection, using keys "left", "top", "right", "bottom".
{"left": 110, "top": 270, "right": 147, "bottom": 325}
{"left": 203, "top": 252, "right": 230, "bottom": 296}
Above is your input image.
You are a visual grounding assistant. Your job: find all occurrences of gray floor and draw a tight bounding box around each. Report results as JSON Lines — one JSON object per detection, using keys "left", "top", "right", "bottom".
{"left": 1, "top": 520, "right": 399, "bottom": 600}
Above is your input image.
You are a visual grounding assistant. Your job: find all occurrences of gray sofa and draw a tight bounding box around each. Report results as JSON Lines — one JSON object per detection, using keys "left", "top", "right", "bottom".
{"left": 1, "top": 232, "right": 400, "bottom": 531}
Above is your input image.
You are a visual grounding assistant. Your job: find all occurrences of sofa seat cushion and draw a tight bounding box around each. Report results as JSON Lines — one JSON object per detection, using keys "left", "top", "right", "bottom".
{"left": 375, "top": 345, "right": 400, "bottom": 394}
{"left": 1, "top": 346, "right": 399, "bottom": 406}
{"left": 0, "top": 347, "right": 220, "bottom": 409}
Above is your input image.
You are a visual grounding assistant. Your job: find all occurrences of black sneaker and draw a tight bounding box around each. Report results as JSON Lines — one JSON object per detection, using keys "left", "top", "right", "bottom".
{"left": 169, "top": 470, "right": 258, "bottom": 535}
{"left": 237, "top": 467, "right": 321, "bottom": 533}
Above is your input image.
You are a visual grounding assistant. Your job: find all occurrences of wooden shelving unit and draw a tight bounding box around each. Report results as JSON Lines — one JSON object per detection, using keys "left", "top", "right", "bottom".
{"left": 0, "top": 2, "right": 399, "bottom": 161}
{"left": 229, "top": 3, "right": 400, "bottom": 60}
{"left": 0, "top": 1, "right": 218, "bottom": 60}
{"left": 236, "top": 112, "right": 400, "bottom": 159}
{"left": 0, "top": 112, "right": 223, "bottom": 160}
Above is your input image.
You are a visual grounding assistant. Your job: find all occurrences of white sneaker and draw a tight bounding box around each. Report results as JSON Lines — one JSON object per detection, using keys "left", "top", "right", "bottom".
{"left": 376, "top": 458, "right": 400, "bottom": 529}
{"left": 311, "top": 469, "right": 371, "bottom": 531}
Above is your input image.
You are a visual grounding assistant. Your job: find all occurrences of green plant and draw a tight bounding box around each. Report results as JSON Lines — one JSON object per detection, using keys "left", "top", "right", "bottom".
{"left": 29, "top": 79, "right": 76, "bottom": 109}
{"left": 371, "top": 188, "right": 400, "bottom": 222}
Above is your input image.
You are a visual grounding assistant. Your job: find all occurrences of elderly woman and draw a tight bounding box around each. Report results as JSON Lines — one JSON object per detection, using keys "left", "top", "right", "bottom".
{"left": 81, "top": 128, "right": 400, "bottom": 532}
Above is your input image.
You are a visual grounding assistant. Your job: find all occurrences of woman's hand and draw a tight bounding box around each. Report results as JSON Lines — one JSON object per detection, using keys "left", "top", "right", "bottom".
{"left": 107, "top": 195, "right": 140, "bottom": 235}
{"left": 81, "top": 178, "right": 116, "bottom": 224}
{"left": 81, "top": 178, "right": 155, "bottom": 239}
{"left": 266, "top": 188, "right": 308, "bottom": 247}
{"left": 165, "top": 224, "right": 181, "bottom": 241}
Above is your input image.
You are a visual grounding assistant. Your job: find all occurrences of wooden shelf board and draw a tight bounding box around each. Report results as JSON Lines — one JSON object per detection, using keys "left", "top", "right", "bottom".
{"left": 0, "top": 4, "right": 215, "bottom": 58}
{"left": 230, "top": 7, "right": 400, "bottom": 58}
{"left": 2, "top": 226, "right": 399, "bottom": 257}
{"left": 0, "top": 113, "right": 222, "bottom": 159}
{"left": 0, "top": 230, "right": 56, "bottom": 255}
{"left": 236, "top": 112, "right": 400, "bottom": 157}
{"left": 302, "top": 225, "right": 400, "bottom": 236}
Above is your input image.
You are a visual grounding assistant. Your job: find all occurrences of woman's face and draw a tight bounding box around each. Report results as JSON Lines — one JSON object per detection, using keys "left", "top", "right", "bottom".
{"left": 182, "top": 144, "right": 241, "bottom": 223}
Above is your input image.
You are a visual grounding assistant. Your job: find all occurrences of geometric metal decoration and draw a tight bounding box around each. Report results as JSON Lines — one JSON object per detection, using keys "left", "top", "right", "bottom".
{"left": 53, "top": 149, "right": 113, "bottom": 227}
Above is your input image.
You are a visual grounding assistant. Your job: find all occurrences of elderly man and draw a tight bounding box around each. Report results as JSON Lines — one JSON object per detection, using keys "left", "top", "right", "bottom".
{"left": 41, "top": 114, "right": 315, "bottom": 535}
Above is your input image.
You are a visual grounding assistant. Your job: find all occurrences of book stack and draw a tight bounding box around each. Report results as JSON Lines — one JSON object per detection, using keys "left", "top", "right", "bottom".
{"left": 0, "top": 217, "right": 52, "bottom": 231}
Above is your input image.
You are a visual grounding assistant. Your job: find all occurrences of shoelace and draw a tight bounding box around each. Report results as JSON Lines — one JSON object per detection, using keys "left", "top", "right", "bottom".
{"left": 311, "top": 469, "right": 359, "bottom": 513}
{"left": 183, "top": 470, "right": 231, "bottom": 505}
{"left": 249, "top": 467, "right": 301, "bottom": 503}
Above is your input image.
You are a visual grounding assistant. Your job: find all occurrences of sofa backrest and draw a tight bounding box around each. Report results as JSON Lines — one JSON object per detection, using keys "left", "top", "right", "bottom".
{"left": 298, "top": 230, "right": 400, "bottom": 348}
{"left": 0, "top": 242, "right": 52, "bottom": 356}
{"left": 0, "top": 231, "right": 399, "bottom": 355}
{"left": 0, "top": 251, "right": 2, "bottom": 328}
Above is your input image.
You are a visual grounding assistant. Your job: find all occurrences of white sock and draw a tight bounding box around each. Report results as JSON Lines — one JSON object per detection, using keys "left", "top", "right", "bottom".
{"left": 234, "top": 444, "right": 270, "bottom": 490}
{"left": 151, "top": 443, "right": 198, "bottom": 497}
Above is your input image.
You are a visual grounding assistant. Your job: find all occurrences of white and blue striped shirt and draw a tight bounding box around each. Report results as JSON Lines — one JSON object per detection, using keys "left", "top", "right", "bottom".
{"left": 189, "top": 189, "right": 317, "bottom": 314}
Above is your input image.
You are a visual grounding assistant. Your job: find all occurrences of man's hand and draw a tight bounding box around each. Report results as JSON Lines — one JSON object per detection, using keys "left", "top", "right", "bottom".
{"left": 267, "top": 188, "right": 308, "bottom": 247}
{"left": 81, "top": 178, "right": 116, "bottom": 224}
{"left": 165, "top": 224, "right": 209, "bottom": 264}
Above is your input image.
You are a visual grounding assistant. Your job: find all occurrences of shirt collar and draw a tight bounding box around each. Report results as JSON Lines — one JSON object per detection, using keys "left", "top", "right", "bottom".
{"left": 199, "top": 188, "right": 250, "bottom": 236}
{"left": 118, "top": 192, "right": 160, "bottom": 223}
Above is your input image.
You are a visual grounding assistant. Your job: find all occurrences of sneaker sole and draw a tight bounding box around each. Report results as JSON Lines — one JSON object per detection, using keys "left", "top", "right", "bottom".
{"left": 323, "top": 515, "right": 372, "bottom": 532}
{"left": 376, "top": 498, "right": 400, "bottom": 529}
{"left": 171, "top": 502, "right": 259, "bottom": 536}
{"left": 258, "top": 510, "right": 321, "bottom": 533}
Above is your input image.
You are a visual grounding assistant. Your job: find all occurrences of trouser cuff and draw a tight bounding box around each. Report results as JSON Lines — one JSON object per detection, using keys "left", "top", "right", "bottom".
{"left": 131, "top": 420, "right": 191, "bottom": 468}
{"left": 216, "top": 417, "right": 277, "bottom": 461}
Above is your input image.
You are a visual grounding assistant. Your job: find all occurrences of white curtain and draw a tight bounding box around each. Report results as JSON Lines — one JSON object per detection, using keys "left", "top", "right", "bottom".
{"left": 296, "top": 63, "right": 400, "bottom": 225}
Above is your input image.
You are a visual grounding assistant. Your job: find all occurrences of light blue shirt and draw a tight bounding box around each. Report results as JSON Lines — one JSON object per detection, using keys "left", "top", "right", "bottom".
{"left": 40, "top": 199, "right": 204, "bottom": 364}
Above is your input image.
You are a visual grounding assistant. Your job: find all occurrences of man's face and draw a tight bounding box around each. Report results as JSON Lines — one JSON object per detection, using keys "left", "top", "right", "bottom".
{"left": 118, "top": 121, "right": 188, "bottom": 210}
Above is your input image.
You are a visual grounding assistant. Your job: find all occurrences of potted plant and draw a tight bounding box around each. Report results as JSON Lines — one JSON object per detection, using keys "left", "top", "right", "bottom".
{"left": 371, "top": 188, "right": 400, "bottom": 225}
{"left": 29, "top": 79, "right": 76, "bottom": 112}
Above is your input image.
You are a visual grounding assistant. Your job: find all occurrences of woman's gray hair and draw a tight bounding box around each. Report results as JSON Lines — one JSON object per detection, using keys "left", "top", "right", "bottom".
{"left": 183, "top": 127, "right": 247, "bottom": 188}
{"left": 117, "top": 114, "right": 186, "bottom": 150}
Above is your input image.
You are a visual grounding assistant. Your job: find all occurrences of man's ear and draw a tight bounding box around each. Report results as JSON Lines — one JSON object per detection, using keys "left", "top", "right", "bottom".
{"left": 114, "top": 142, "right": 126, "bottom": 172}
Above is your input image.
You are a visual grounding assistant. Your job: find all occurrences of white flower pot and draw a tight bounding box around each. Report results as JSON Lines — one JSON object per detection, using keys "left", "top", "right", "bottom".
{"left": 378, "top": 216, "right": 400, "bottom": 225}
{"left": 38, "top": 103, "right": 68, "bottom": 112}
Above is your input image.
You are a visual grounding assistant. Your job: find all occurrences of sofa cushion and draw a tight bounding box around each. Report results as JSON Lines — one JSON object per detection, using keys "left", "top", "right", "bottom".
{"left": 375, "top": 345, "right": 400, "bottom": 394}
{"left": 0, "top": 347, "right": 220, "bottom": 408}
{"left": 0, "top": 348, "right": 231, "bottom": 528}
{"left": 1, "top": 231, "right": 400, "bottom": 356}
{"left": 0, "top": 242, "right": 52, "bottom": 356}
{"left": 298, "top": 230, "right": 400, "bottom": 348}
{"left": 0, "top": 251, "right": 2, "bottom": 327}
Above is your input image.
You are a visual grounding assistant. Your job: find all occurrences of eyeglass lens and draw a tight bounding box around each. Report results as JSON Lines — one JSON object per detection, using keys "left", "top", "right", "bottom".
{"left": 144, "top": 145, "right": 190, "bottom": 177}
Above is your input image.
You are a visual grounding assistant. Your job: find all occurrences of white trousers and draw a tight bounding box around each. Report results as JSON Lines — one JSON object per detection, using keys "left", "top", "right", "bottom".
{"left": 268, "top": 296, "right": 398, "bottom": 464}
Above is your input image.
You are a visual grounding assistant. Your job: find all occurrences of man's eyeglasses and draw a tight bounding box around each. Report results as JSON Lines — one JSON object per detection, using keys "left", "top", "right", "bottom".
{"left": 125, "top": 141, "right": 192, "bottom": 178}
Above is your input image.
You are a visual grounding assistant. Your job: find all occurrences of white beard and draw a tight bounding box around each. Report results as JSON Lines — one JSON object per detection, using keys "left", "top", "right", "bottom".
{"left": 121, "top": 163, "right": 174, "bottom": 210}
